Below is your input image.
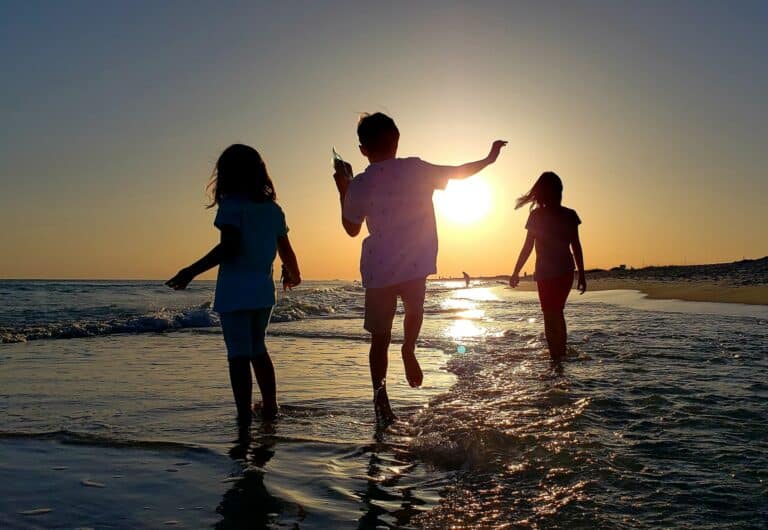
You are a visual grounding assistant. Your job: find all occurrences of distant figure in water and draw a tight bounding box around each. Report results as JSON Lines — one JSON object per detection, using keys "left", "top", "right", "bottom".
{"left": 166, "top": 144, "right": 301, "bottom": 431}
{"left": 333, "top": 112, "right": 506, "bottom": 424}
{"left": 509, "top": 171, "right": 586, "bottom": 366}
{"left": 462, "top": 271, "right": 471, "bottom": 288}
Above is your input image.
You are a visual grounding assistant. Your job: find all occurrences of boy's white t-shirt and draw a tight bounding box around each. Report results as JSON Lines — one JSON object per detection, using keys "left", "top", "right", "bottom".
{"left": 343, "top": 157, "right": 450, "bottom": 288}
{"left": 212, "top": 196, "right": 288, "bottom": 313}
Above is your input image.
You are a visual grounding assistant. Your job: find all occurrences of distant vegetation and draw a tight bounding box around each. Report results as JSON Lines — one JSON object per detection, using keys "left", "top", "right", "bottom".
{"left": 585, "top": 256, "right": 768, "bottom": 285}
{"left": 455, "top": 257, "right": 768, "bottom": 286}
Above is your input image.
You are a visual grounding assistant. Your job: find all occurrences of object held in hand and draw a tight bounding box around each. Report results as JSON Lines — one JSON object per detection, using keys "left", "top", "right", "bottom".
{"left": 332, "top": 147, "right": 353, "bottom": 180}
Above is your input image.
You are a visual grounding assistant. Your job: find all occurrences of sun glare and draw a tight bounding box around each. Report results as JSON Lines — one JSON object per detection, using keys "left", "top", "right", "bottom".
{"left": 433, "top": 177, "right": 492, "bottom": 224}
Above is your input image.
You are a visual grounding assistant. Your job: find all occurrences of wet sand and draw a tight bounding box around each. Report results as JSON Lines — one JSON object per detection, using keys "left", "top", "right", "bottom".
{"left": 509, "top": 278, "right": 768, "bottom": 305}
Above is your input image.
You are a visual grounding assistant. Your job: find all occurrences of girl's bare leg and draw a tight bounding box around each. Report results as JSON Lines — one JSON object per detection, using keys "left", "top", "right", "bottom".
{"left": 251, "top": 354, "right": 278, "bottom": 421}
{"left": 228, "top": 358, "right": 253, "bottom": 429}
{"left": 543, "top": 311, "right": 567, "bottom": 363}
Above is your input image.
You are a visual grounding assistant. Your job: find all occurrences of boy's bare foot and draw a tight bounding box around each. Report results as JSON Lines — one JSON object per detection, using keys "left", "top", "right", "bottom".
{"left": 401, "top": 346, "right": 423, "bottom": 388}
{"left": 374, "top": 385, "right": 397, "bottom": 426}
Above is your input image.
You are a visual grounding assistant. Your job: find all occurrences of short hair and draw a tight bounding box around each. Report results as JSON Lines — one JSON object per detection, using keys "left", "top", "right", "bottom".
{"left": 357, "top": 112, "right": 400, "bottom": 153}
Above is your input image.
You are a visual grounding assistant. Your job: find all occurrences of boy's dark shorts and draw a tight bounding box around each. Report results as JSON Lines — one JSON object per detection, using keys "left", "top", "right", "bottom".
{"left": 364, "top": 277, "right": 427, "bottom": 335}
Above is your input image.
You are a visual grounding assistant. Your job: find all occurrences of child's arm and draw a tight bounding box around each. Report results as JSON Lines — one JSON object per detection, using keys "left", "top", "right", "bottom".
{"left": 509, "top": 232, "right": 535, "bottom": 288}
{"left": 572, "top": 229, "right": 587, "bottom": 294}
{"left": 166, "top": 226, "right": 240, "bottom": 290}
{"left": 333, "top": 162, "right": 363, "bottom": 237}
{"left": 277, "top": 235, "right": 301, "bottom": 290}
{"left": 429, "top": 140, "right": 507, "bottom": 181}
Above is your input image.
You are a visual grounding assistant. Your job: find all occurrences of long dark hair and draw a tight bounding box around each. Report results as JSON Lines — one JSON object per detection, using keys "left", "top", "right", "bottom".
{"left": 206, "top": 144, "right": 276, "bottom": 208}
{"left": 515, "top": 171, "right": 563, "bottom": 210}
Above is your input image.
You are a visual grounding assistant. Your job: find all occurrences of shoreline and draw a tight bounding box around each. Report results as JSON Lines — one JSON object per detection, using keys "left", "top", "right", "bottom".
{"left": 486, "top": 278, "right": 768, "bottom": 306}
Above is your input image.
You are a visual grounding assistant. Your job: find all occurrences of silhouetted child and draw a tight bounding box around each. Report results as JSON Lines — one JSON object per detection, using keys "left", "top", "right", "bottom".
{"left": 167, "top": 144, "right": 301, "bottom": 430}
{"left": 509, "top": 171, "right": 585, "bottom": 366}
{"left": 333, "top": 112, "right": 506, "bottom": 423}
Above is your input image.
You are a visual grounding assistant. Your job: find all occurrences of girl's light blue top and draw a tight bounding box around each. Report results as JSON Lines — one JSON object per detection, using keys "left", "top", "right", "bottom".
{"left": 212, "top": 196, "right": 288, "bottom": 313}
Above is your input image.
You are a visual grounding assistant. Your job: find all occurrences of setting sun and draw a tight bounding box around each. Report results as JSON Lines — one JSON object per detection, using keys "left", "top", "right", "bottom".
{"left": 433, "top": 177, "right": 492, "bottom": 224}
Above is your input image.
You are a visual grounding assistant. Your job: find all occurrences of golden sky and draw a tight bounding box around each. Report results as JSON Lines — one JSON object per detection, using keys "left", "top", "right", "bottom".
{"left": 1, "top": 2, "right": 766, "bottom": 279}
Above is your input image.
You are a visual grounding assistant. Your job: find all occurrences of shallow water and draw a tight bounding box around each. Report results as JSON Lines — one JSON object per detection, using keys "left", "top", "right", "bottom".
{"left": 1, "top": 280, "right": 766, "bottom": 528}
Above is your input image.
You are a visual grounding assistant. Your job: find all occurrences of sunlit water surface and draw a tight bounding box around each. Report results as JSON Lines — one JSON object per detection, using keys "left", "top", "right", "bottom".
{"left": 0, "top": 280, "right": 766, "bottom": 528}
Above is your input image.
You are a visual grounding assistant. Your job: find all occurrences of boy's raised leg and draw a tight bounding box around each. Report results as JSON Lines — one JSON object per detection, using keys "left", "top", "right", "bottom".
{"left": 400, "top": 280, "right": 426, "bottom": 388}
{"left": 401, "top": 309, "right": 424, "bottom": 388}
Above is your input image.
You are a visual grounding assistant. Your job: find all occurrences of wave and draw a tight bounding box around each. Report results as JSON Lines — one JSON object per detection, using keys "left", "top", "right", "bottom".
{"left": 0, "top": 429, "right": 217, "bottom": 454}
{"left": 0, "top": 303, "right": 219, "bottom": 343}
{"left": 272, "top": 297, "right": 337, "bottom": 322}
{"left": 1, "top": 298, "right": 339, "bottom": 343}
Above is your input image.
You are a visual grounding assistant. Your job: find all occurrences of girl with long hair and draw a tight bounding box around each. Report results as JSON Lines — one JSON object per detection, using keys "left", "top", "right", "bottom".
{"left": 509, "top": 171, "right": 586, "bottom": 366}
{"left": 167, "top": 144, "right": 300, "bottom": 430}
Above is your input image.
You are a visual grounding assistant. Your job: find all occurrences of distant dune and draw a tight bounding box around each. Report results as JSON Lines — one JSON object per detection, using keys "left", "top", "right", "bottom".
{"left": 584, "top": 256, "right": 768, "bottom": 286}
{"left": 448, "top": 257, "right": 768, "bottom": 305}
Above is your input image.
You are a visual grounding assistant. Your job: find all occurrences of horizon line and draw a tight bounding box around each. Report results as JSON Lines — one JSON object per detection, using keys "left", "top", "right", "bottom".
{"left": 2, "top": 255, "right": 765, "bottom": 283}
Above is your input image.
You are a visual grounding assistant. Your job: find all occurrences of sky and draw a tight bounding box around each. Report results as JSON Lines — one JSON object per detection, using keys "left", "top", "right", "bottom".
{"left": 1, "top": 1, "right": 766, "bottom": 279}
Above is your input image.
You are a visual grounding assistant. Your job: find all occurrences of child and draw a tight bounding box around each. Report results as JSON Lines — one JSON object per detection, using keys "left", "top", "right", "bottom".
{"left": 509, "top": 171, "right": 586, "bottom": 366}
{"left": 166, "top": 144, "right": 301, "bottom": 430}
{"left": 333, "top": 112, "right": 506, "bottom": 423}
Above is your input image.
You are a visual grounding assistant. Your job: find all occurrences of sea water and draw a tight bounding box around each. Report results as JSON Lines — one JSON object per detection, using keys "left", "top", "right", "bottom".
{"left": 0, "top": 280, "right": 766, "bottom": 528}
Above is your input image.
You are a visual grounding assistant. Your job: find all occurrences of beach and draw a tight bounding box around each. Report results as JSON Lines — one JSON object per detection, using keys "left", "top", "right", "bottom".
{"left": 470, "top": 257, "right": 768, "bottom": 305}
{"left": 508, "top": 278, "right": 768, "bottom": 305}
{"left": 1, "top": 279, "right": 767, "bottom": 528}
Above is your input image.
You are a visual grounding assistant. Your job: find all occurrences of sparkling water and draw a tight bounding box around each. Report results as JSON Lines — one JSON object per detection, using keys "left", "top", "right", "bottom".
{"left": 1, "top": 280, "right": 766, "bottom": 528}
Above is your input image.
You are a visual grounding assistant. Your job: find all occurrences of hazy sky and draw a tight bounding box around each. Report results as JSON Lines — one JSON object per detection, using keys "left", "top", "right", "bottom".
{"left": 1, "top": 1, "right": 766, "bottom": 279}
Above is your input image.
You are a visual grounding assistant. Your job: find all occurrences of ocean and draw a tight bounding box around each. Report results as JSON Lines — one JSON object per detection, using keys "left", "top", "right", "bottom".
{"left": 1, "top": 280, "right": 766, "bottom": 529}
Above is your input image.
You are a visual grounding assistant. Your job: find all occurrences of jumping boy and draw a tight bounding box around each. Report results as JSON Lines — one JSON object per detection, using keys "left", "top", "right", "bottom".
{"left": 333, "top": 112, "right": 506, "bottom": 423}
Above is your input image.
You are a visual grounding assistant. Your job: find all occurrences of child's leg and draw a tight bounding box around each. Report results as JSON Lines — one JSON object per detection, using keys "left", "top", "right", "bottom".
{"left": 221, "top": 312, "right": 255, "bottom": 428}
{"left": 370, "top": 331, "right": 393, "bottom": 406}
{"left": 543, "top": 310, "right": 567, "bottom": 362}
{"left": 251, "top": 355, "right": 277, "bottom": 420}
{"left": 228, "top": 358, "right": 253, "bottom": 427}
{"left": 537, "top": 274, "right": 573, "bottom": 364}
{"left": 364, "top": 286, "right": 398, "bottom": 422}
{"left": 249, "top": 308, "right": 277, "bottom": 421}
{"left": 400, "top": 278, "right": 427, "bottom": 388}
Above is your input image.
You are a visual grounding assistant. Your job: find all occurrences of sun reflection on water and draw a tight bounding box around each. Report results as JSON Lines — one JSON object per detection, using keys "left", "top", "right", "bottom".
{"left": 441, "top": 288, "right": 498, "bottom": 342}
{"left": 445, "top": 319, "right": 486, "bottom": 340}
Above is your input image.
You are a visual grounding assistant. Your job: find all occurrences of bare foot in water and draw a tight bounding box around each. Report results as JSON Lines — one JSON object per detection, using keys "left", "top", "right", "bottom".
{"left": 374, "top": 385, "right": 397, "bottom": 426}
{"left": 253, "top": 403, "right": 279, "bottom": 423}
{"left": 401, "top": 346, "right": 423, "bottom": 388}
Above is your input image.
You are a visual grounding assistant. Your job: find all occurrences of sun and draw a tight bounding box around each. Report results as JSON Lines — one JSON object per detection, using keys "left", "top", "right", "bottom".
{"left": 433, "top": 177, "right": 492, "bottom": 224}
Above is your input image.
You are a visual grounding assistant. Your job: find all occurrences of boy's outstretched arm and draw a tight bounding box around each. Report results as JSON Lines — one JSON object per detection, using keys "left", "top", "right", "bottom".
{"left": 166, "top": 226, "right": 240, "bottom": 290}
{"left": 277, "top": 235, "right": 302, "bottom": 290}
{"left": 572, "top": 229, "right": 587, "bottom": 294}
{"left": 509, "top": 232, "right": 534, "bottom": 288}
{"left": 431, "top": 140, "right": 507, "bottom": 181}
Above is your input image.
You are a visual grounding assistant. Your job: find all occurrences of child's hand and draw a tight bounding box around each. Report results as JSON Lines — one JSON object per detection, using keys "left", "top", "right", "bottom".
{"left": 487, "top": 140, "right": 508, "bottom": 163}
{"left": 577, "top": 273, "right": 587, "bottom": 294}
{"left": 166, "top": 268, "right": 194, "bottom": 290}
{"left": 281, "top": 265, "right": 301, "bottom": 291}
{"left": 333, "top": 161, "right": 353, "bottom": 194}
{"left": 509, "top": 273, "right": 520, "bottom": 288}
{"left": 283, "top": 276, "right": 301, "bottom": 291}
